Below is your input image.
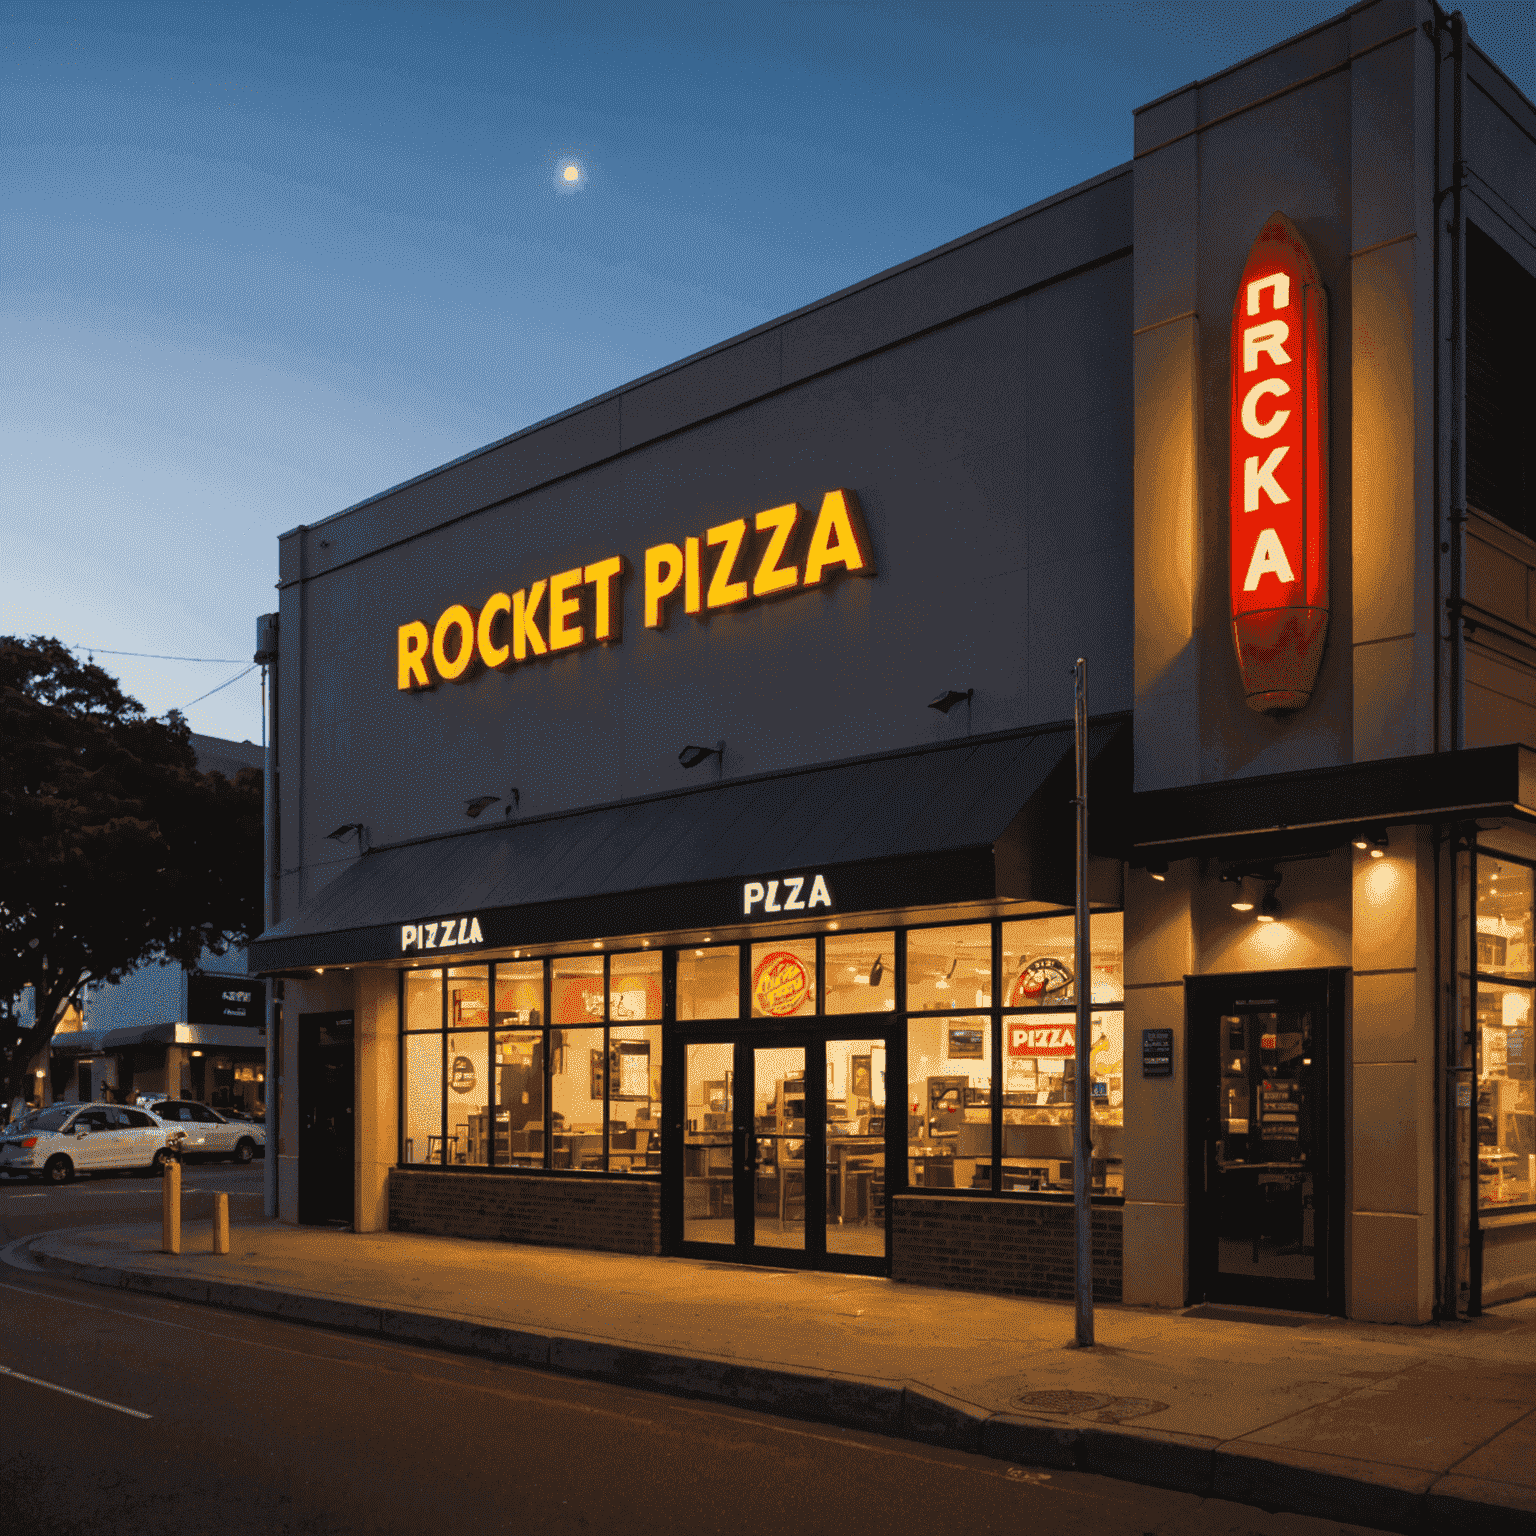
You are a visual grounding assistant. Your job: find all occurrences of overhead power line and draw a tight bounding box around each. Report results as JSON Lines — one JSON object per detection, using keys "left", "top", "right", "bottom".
{"left": 69, "top": 645, "right": 245, "bottom": 664}
{"left": 173, "top": 664, "right": 259, "bottom": 712}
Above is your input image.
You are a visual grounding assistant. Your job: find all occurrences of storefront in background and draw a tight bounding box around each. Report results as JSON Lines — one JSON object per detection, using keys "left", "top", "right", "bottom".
{"left": 253, "top": 0, "right": 1536, "bottom": 1321}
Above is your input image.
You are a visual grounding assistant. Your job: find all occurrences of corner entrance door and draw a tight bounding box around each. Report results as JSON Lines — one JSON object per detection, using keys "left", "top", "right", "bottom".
{"left": 298, "top": 1011, "right": 354, "bottom": 1227}
{"left": 1188, "top": 971, "right": 1345, "bottom": 1313}
{"left": 676, "top": 1032, "right": 888, "bottom": 1274}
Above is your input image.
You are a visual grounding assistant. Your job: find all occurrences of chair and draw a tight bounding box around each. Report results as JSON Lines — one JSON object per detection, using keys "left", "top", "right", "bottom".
{"left": 425, "top": 1134, "right": 458, "bottom": 1165}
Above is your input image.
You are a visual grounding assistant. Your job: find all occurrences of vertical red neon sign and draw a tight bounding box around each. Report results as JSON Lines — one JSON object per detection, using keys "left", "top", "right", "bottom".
{"left": 1229, "top": 212, "right": 1329, "bottom": 714}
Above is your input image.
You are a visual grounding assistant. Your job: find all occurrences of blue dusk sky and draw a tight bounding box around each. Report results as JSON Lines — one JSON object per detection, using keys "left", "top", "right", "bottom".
{"left": 4, "top": 1, "right": 1532, "bottom": 744}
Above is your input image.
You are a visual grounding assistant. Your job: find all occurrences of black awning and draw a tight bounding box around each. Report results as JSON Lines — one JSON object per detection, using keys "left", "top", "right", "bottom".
{"left": 250, "top": 717, "right": 1130, "bottom": 972}
{"left": 1132, "top": 742, "right": 1536, "bottom": 862}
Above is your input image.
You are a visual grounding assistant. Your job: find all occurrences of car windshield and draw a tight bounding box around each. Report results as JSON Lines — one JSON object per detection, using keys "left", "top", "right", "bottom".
{"left": 11, "top": 1107, "right": 72, "bottom": 1134}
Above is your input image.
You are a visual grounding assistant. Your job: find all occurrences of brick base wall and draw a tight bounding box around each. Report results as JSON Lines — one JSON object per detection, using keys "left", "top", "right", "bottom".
{"left": 892, "top": 1194, "right": 1123, "bottom": 1301}
{"left": 388, "top": 1169, "right": 661, "bottom": 1255}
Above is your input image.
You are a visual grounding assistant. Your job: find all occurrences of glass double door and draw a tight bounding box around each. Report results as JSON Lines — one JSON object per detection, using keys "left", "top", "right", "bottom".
{"left": 679, "top": 1031, "right": 889, "bottom": 1271}
{"left": 1188, "top": 971, "right": 1344, "bottom": 1313}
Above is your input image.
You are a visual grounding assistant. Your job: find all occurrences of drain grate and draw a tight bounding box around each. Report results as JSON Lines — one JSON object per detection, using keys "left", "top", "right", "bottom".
{"left": 1012, "top": 1390, "right": 1116, "bottom": 1414}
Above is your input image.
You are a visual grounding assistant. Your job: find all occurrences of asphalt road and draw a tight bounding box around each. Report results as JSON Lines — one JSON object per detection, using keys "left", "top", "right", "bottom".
{"left": 0, "top": 1170, "right": 1387, "bottom": 1536}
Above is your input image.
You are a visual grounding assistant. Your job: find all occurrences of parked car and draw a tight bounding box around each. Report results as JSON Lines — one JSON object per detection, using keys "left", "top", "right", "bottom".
{"left": 0, "top": 1102, "right": 177, "bottom": 1183}
{"left": 149, "top": 1100, "right": 265, "bottom": 1163}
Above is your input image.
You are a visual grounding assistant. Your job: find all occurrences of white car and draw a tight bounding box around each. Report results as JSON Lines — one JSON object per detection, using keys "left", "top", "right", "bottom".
{"left": 150, "top": 1100, "right": 266, "bottom": 1163}
{"left": 0, "top": 1102, "right": 176, "bottom": 1183}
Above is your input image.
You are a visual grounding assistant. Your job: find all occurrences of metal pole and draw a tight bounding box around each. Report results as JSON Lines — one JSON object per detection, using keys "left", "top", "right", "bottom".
{"left": 255, "top": 614, "right": 280, "bottom": 1221}
{"left": 1072, "top": 657, "right": 1094, "bottom": 1347}
{"left": 162, "top": 1155, "right": 182, "bottom": 1255}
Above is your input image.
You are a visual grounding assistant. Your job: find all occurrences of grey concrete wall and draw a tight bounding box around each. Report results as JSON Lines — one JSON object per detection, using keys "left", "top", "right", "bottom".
{"left": 274, "top": 169, "right": 1134, "bottom": 916}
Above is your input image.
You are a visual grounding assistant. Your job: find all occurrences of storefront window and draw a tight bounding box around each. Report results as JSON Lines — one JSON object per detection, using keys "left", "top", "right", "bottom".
{"left": 906, "top": 925, "right": 991, "bottom": 1013}
{"left": 826, "top": 1036, "right": 887, "bottom": 1255}
{"left": 750, "top": 939, "right": 816, "bottom": 1019}
{"left": 1001, "top": 1011, "right": 1124, "bottom": 1196}
{"left": 405, "top": 967, "right": 442, "bottom": 1030}
{"left": 552, "top": 955, "right": 606, "bottom": 1025}
{"left": 1477, "top": 859, "right": 1534, "bottom": 980}
{"left": 999, "top": 913, "right": 1123, "bottom": 1006}
{"left": 609, "top": 952, "right": 662, "bottom": 1171}
{"left": 551, "top": 1025, "right": 605, "bottom": 1168}
{"left": 494, "top": 1027, "right": 544, "bottom": 1166}
{"left": 395, "top": 915, "right": 1126, "bottom": 1197}
{"left": 906, "top": 1017, "right": 989, "bottom": 1189}
{"left": 678, "top": 946, "right": 739, "bottom": 1020}
{"left": 403, "top": 1028, "right": 443, "bottom": 1165}
{"left": 447, "top": 1027, "right": 490, "bottom": 1166}
{"left": 494, "top": 960, "right": 544, "bottom": 1027}
{"left": 1476, "top": 853, "right": 1535, "bottom": 1209}
{"left": 824, "top": 932, "right": 895, "bottom": 1015}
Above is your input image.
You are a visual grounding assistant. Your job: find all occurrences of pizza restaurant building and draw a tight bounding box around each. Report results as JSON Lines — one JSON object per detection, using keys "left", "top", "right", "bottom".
{"left": 252, "top": 0, "right": 1536, "bottom": 1322}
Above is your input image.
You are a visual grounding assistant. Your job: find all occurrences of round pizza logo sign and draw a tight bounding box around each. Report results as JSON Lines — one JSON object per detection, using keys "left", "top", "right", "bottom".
{"left": 752, "top": 950, "right": 811, "bottom": 1016}
{"left": 1007, "top": 957, "right": 1074, "bottom": 1007}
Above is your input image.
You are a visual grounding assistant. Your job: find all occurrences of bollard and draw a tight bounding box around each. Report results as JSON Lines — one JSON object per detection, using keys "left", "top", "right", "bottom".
{"left": 161, "top": 1157, "right": 181, "bottom": 1255}
{"left": 212, "top": 1191, "right": 229, "bottom": 1255}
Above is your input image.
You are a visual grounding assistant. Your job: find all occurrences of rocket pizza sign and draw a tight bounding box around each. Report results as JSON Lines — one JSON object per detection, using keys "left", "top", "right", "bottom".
{"left": 1229, "top": 213, "right": 1330, "bottom": 714}
{"left": 396, "top": 489, "right": 874, "bottom": 691}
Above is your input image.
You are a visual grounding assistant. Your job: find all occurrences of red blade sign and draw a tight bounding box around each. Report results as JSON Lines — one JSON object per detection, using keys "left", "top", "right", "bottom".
{"left": 1229, "top": 212, "right": 1329, "bottom": 714}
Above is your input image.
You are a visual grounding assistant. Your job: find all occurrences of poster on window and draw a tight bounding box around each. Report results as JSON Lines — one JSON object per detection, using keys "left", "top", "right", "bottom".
{"left": 1008, "top": 1020, "right": 1076, "bottom": 1058}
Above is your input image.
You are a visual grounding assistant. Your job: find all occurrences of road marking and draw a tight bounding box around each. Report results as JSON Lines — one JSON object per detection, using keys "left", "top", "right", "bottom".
{"left": 0, "top": 1363, "right": 151, "bottom": 1420}
{"left": 0, "top": 1280, "right": 106, "bottom": 1310}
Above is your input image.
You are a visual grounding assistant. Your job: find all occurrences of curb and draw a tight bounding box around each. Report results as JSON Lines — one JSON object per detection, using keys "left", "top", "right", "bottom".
{"left": 31, "top": 1244, "right": 1534, "bottom": 1536}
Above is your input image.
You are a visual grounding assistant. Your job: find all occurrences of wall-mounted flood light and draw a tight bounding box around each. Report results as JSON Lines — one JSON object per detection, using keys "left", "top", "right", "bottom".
{"left": 465, "top": 796, "right": 500, "bottom": 818}
{"left": 928, "top": 688, "right": 974, "bottom": 715}
{"left": 1257, "top": 875, "right": 1284, "bottom": 922}
{"left": 1148, "top": 859, "right": 1169, "bottom": 882}
{"left": 325, "top": 822, "right": 368, "bottom": 853}
{"left": 1369, "top": 833, "right": 1388, "bottom": 859}
{"left": 505, "top": 788, "right": 521, "bottom": 817}
{"left": 1228, "top": 873, "right": 1261, "bottom": 912}
{"left": 679, "top": 741, "right": 725, "bottom": 777}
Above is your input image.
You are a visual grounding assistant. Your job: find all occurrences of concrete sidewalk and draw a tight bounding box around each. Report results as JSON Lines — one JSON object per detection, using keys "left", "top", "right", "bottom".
{"left": 24, "top": 1217, "right": 1536, "bottom": 1535}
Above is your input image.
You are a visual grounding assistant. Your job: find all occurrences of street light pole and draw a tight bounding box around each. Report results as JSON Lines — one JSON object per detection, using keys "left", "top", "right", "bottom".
{"left": 1072, "top": 657, "right": 1095, "bottom": 1348}
{"left": 255, "top": 614, "right": 279, "bottom": 1222}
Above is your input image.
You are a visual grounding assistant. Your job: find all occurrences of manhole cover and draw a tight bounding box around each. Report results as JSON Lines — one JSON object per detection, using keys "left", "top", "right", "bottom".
{"left": 1011, "top": 1390, "right": 1116, "bottom": 1414}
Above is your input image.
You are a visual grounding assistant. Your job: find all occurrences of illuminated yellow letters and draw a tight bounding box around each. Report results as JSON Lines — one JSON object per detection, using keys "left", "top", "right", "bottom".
{"left": 548, "top": 567, "right": 586, "bottom": 651}
{"left": 753, "top": 503, "right": 802, "bottom": 596}
{"left": 514, "top": 581, "right": 548, "bottom": 660}
{"left": 432, "top": 605, "right": 476, "bottom": 682}
{"left": 585, "top": 556, "right": 625, "bottom": 642}
{"left": 803, "top": 489, "right": 874, "bottom": 586}
{"left": 400, "top": 486, "right": 877, "bottom": 689}
{"left": 398, "top": 621, "right": 431, "bottom": 691}
{"left": 644, "top": 543, "right": 684, "bottom": 629}
{"left": 476, "top": 592, "right": 512, "bottom": 669}
{"left": 706, "top": 519, "right": 749, "bottom": 608}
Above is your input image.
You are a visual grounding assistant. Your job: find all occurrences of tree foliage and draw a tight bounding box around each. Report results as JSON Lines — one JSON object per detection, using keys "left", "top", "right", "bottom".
{"left": 1, "top": 637, "right": 262, "bottom": 1107}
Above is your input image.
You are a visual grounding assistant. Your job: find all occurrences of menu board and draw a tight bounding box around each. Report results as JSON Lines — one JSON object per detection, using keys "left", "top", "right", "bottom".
{"left": 1260, "top": 1082, "right": 1302, "bottom": 1142}
{"left": 1142, "top": 1028, "right": 1174, "bottom": 1078}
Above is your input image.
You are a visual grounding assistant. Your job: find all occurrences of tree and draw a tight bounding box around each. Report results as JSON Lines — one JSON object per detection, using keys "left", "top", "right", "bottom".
{"left": 0, "top": 636, "right": 263, "bottom": 1110}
